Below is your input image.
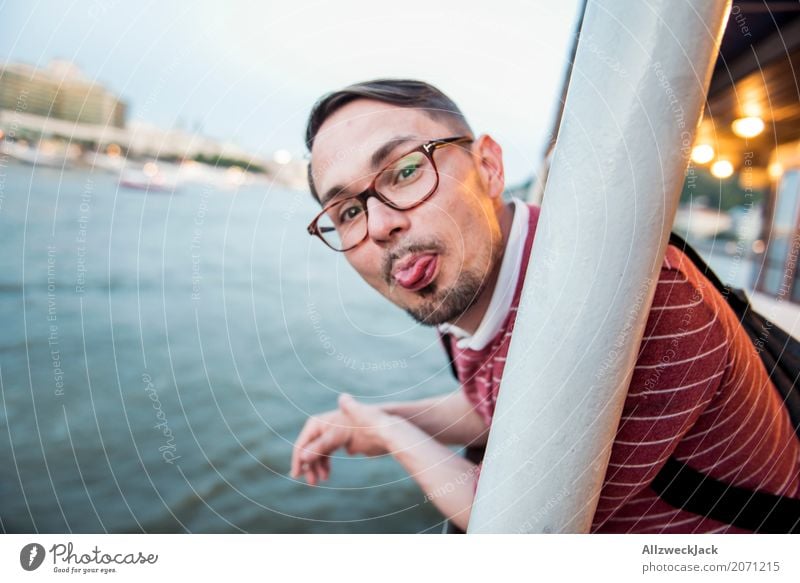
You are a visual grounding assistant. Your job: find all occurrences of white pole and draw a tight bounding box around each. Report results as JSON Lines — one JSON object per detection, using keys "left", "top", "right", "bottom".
{"left": 468, "top": 0, "right": 731, "bottom": 533}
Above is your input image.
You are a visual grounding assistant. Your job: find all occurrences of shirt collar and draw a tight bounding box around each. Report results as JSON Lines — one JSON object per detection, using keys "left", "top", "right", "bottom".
{"left": 438, "top": 198, "right": 530, "bottom": 351}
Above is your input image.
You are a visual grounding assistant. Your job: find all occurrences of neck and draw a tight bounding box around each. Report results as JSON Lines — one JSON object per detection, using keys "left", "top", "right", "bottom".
{"left": 448, "top": 201, "right": 516, "bottom": 335}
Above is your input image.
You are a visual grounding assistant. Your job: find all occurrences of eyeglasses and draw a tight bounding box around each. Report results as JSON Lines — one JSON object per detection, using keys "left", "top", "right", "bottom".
{"left": 307, "top": 136, "right": 473, "bottom": 252}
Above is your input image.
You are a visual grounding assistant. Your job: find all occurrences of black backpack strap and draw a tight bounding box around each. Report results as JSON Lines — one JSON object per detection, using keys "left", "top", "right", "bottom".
{"left": 670, "top": 232, "right": 800, "bottom": 436}
{"left": 667, "top": 232, "right": 729, "bottom": 293}
{"left": 652, "top": 233, "right": 800, "bottom": 531}
{"left": 439, "top": 332, "right": 459, "bottom": 380}
{"left": 652, "top": 458, "right": 800, "bottom": 533}
{"left": 734, "top": 289, "right": 800, "bottom": 438}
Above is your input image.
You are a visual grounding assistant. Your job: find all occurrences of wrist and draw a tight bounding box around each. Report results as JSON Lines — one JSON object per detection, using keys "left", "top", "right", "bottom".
{"left": 377, "top": 401, "right": 403, "bottom": 417}
{"left": 379, "top": 395, "right": 441, "bottom": 420}
{"left": 378, "top": 415, "right": 412, "bottom": 452}
{"left": 380, "top": 415, "right": 431, "bottom": 454}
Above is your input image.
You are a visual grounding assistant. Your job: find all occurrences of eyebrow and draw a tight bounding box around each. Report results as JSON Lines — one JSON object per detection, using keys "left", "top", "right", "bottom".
{"left": 319, "top": 135, "right": 416, "bottom": 207}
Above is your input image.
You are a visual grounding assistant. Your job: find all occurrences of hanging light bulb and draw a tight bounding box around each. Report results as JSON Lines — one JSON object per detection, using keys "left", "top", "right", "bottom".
{"left": 710, "top": 160, "right": 734, "bottom": 178}
{"left": 768, "top": 162, "right": 783, "bottom": 180}
{"left": 690, "top": 144, "right": 715, "bottom": 164}
{"left": 731, "top": 116, "right": 765, "bottom": 138}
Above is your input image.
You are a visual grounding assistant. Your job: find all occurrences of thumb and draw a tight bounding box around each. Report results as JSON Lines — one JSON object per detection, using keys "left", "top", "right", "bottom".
{"left": 338, "top": 393, "right": 366, "bottom": 423}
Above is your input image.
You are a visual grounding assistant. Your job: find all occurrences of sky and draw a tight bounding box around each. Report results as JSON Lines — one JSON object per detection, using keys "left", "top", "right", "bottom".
{"left": 0, "top": 0, "right": 581, "bottom": 185}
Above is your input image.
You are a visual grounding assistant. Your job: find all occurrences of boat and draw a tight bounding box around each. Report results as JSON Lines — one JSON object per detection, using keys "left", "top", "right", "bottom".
{"left": 119, "top": 161, "right": 180, "bottom": 192}
{"left": 0, "top": 140, "right": 78, "bottom": 168}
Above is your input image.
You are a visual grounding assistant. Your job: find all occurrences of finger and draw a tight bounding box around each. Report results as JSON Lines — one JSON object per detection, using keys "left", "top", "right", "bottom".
{"left": 305, "top": 459, "right": 322, "bottom": 486}
{"left": 292, "top": 444, "right": 310, "bottom": 478}
{"left": 292, "top": 437, "right": 314, "bottom": 478}
{"left": 300, "top": 453, "right": 326, "bottom": 483}
{"left": 310, "top": 458, "right": 326, "bottom": 483}
{"left": 338, "top": 393, "right": 373, "bottom": 427}
{"left": 295, "top": 458, "right": 310, "bottom": 483}
{"left": 294, "top": 419, "right": 322, "bottom": 453}
{"left": 301, "top": 430, "right": 342, "bottom": 464}
{"left": 319, "top": 456, "right": 330, "bottom": 481}
{"left": 292, "top": 419, "right": 323, "bottom": 477}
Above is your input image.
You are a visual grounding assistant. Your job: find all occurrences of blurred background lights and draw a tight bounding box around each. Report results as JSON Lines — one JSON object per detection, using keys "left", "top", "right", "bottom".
{"left": 731, "top": 116, "right": 766, "bottom": 138}
{"left": 273, "top": 149, "right": 292, "bottom": 165}
{"left": 142, "top": 161, "right": 159, "bottom": 177}
{"left": 710, "top": 159, "right": 734, "bottom": 178}
{"left": 691, "top": 143, "right": 715, "bottom": 164}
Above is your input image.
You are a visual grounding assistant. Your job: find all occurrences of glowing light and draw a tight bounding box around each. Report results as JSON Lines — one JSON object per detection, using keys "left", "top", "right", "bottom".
{"left": 690, "top": 144, "right": 714, "bottom": 164}
{"left": 273, "top": 149, "right": 292, "bottom": 165}
{"left": 743, "top": 102, "right": 762, "bottom": 118}
{"left": 143, "top": 162, "right": 159, "bottom": 177}
{"left": 731, "top": 116, "right": 765, "bottom": 138}
{"left": 768, "top": 162, "right": 783, "bottom": 180}
{"left": 226, "top": 166, "right": 246, "bottom": 185}
{"left": 710, "top": 160, "right": 734, "bottom": 179}
{"left": 40, "top": 141, "right": 57, "bottom": 155}
{"left": 106, "top": 143, "right": 122, "bottom": 157}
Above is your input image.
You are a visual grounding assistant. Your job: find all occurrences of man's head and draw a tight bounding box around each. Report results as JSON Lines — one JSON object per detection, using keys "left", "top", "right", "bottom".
{"left": 305, "top": 79, "right": 507, "bottom": 327}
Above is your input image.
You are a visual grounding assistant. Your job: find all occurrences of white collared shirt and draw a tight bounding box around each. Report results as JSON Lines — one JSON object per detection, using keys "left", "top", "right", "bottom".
{"left": 438, "top": 198, "right": 530, "bottom": 351}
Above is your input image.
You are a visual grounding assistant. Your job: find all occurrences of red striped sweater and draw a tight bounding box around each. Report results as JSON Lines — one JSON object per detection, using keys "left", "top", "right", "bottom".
{"left": 446, "top": 204, "right": 800, "bottom": 533}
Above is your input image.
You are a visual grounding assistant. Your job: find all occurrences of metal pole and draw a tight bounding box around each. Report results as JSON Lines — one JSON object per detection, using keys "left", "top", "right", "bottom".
{"left": 468, "top": 0, "right": 731, "bottom": 533}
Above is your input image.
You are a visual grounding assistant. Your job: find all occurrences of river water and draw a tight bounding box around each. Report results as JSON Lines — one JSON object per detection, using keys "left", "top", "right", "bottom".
{"left": 0, "top": 161, "right": 455, "bottom": 533}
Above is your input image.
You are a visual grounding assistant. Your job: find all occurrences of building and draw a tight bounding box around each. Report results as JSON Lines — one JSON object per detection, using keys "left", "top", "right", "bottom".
{"left": 0, "top": 60, "right": 126, "bottom": 128}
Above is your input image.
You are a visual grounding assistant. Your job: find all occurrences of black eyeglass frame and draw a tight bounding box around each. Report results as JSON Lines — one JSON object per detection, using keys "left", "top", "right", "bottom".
{"left": 306, "top": 136, "right": 473, "bottom": 252}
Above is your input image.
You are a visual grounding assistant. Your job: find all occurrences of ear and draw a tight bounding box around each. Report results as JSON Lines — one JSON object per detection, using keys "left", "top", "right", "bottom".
{"left": 472, "top": 134, "right": 505, "bottom": 201}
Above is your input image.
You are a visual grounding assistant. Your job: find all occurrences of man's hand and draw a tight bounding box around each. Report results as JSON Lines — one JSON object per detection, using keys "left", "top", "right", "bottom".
{"left": 337, "top": 393, "right": 402, "bottom": 456}
{"left": 291, "top": 393, "right": 479, "bottom": 528}
{"left": 290, "top": 407, "right": 350, "bottom": 486}
{"left": 290, "top": 394, "right": 403, "bottom": 485}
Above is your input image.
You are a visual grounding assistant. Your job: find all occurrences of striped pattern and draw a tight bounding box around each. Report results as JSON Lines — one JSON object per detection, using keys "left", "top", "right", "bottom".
{"left": 447, "top": 205, "right": 800, "bottom": 533}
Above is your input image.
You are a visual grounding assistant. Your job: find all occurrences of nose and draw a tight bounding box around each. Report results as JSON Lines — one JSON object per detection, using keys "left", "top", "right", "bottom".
{"left": 365, "top": 196, "right": 410, "bottom": 244}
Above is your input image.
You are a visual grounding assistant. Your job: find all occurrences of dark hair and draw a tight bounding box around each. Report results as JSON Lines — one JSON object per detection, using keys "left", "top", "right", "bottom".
{"left": 304, "top": 78, "right": 473, "bottom": 202}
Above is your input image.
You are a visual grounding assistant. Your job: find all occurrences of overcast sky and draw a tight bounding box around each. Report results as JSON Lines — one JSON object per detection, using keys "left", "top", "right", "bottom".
{"left": 0, "top": 0, "right": 581, "bottom": 185}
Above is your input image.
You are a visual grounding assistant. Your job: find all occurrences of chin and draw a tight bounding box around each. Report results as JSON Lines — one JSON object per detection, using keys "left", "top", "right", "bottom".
{"left": 403, "top": 271, "right": 486, "bottom": 326}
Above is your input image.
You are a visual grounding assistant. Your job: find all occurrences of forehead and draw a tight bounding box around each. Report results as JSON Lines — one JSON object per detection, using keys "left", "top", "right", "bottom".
{"left": 311, "top": 99, "right": 454, "bottom": 197}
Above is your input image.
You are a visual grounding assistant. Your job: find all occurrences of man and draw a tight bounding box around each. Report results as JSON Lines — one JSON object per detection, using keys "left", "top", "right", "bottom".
{"left": 290, "top": 79, "right": 800, "bottom": 533}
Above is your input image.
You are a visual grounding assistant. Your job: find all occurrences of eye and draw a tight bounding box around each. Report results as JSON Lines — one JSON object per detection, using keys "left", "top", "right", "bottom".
{"left": 396, "top": 162, "right": 420, "bottom": 181}
{"left": 389, "top": 152, "right": 426, "bottom": 185}
{"left": 337, "top": 200, "right": 364, "bottom": 224}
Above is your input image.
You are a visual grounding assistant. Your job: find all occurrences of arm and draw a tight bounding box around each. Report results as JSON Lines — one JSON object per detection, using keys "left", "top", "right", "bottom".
{"left": 289, "top": 390, "right": 485, "bottom": 485}
{"left": 291, "top": 394, "right": 480, "bottom": 530}
{"left": 592, "top": 268, "right": 728, "bottom": 527}
{"left": 381, "top": 415, "right": 478, "bottom": 531}
{"left": 342, "top": 394, "right": 479, "bottom": 531}
{"left": 379, "top": 389, "right": 489, "bottom": 447}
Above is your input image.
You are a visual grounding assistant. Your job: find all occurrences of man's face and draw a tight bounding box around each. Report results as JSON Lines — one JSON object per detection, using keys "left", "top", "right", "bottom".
{"left": 310, "top": 99, "right": 505, "bottom": 326}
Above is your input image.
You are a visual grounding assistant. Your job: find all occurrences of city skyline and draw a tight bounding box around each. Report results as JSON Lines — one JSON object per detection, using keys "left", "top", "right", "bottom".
{"left": 0, "top": 1, "right": 580, "bottom": 184}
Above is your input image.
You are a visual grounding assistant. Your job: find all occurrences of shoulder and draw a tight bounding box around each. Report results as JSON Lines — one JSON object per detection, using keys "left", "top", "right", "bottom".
{"left": 651, "top": 243, "right": 723, "bottom": 312}
{"left": 635, "top": 242, "right": 731, "bottom": 382}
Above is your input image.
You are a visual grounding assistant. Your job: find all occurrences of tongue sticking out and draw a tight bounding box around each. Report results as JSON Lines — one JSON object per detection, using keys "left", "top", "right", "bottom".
{"left": 394, "top": 254, "right": 438, "bottom": 291}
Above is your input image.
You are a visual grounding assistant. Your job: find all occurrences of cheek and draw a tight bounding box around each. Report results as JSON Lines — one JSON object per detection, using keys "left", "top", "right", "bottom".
{"left": 438, "top": 182, "right": 488, "bottom": 238}
{"left": 457, "top": 221, "right": 498, "bottom": 281}
{"left": 411, "top": 204, "right": 478, "bottom": 281}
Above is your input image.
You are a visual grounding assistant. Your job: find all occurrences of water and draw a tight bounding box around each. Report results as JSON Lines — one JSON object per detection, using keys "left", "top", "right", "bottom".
{"left": 0, "top": 162, "right": 456, "bottom": 533}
